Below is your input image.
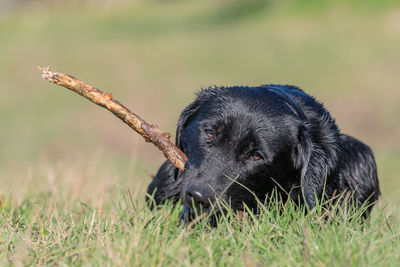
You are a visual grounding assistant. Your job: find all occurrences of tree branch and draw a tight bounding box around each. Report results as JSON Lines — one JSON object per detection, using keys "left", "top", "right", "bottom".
{"left": 38, "top": 66, "right": 187, "bottom": 170}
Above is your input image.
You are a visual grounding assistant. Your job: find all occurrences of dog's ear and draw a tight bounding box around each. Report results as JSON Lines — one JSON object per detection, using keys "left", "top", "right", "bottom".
{"left": 175, "top": 97, "right": 203, "bottom": 149}
{"left": 292, "top": 124, "right": 327, "bottom": 210}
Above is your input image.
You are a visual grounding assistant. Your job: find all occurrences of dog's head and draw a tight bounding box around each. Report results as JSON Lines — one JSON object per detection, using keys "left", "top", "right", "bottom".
{"left": 175, "top": 86, "right": 341, "bottom": 221}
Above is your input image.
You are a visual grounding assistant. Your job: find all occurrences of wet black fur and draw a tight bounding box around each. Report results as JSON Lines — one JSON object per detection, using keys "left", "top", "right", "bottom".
{"left": 147, "top": 85, "right": 380, "bottom": 217}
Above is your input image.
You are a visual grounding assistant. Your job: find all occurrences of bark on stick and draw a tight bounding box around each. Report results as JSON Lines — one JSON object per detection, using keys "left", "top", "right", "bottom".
{"left": 38, "top": 66, "right": 187, "bottom": 170}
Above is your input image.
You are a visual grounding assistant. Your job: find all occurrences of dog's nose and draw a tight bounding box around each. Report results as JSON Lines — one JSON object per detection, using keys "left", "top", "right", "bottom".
{"left": 184, "top": 184, "right": 213, "bottom": 210}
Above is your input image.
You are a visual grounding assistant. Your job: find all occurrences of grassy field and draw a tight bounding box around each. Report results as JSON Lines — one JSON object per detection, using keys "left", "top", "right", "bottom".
{"left": 1, "top": 192, "right": 399, "bottom": 266}
{"left": 1, "top": 0, "right": 400, "bottom": 265}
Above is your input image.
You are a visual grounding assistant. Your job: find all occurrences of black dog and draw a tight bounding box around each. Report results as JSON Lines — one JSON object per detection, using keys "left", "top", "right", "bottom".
{"left": 147, "top": 85, "right": 380, "bottom": 221}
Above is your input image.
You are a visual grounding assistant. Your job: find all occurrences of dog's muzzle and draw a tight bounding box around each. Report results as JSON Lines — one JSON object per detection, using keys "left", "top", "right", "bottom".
{"left": 180, "top": 184, "right": 215, "bottom": 224}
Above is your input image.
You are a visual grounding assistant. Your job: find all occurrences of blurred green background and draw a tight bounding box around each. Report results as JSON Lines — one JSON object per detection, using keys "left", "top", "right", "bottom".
{"left": 0, "top": 0, "right": 399, "bottom": 208}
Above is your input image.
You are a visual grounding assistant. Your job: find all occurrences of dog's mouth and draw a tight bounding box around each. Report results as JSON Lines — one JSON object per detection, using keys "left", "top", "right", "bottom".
{"left": 180, "top": 205, "right": 204, "bottom": 224}
{"left": 180, "top": 205, "right": 193, "bottom": 224}
{"left": 180, "top": 205, "right": 220, "bottom": 227}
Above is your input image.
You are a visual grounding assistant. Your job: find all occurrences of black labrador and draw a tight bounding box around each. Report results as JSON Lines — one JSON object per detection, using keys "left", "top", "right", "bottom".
{"left": 147, "top": 85, "right": 380, "bottom": 222}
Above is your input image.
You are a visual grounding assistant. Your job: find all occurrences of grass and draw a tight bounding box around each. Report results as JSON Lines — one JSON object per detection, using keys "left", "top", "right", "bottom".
{"left": 1, "top": 189, "right": 399, "bottom": 266}
{"left": 1, "top": 0, "right": 400, "bottom": 265}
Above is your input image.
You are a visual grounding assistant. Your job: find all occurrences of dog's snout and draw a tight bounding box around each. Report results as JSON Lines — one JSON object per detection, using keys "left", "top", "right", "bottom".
{"left": 184, "top": 184, "right": 213, "bottom": 209}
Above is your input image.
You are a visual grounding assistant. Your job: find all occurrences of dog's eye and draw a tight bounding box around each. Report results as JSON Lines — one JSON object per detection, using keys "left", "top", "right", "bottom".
{"left": 250, "top": 152, "right": 263, "bottom": 161}
{"left": 205, "top": 129, "right": 214, "bottom": 139}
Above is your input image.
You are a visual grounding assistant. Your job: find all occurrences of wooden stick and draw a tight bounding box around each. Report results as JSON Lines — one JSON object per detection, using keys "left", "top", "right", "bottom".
{"left": 38, "top": 66, "right": 187, "bottom": 170}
